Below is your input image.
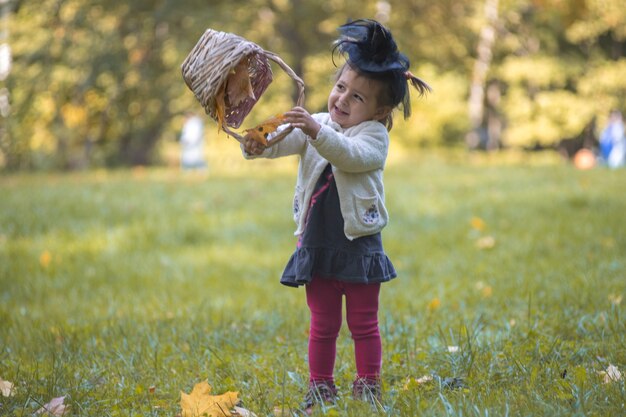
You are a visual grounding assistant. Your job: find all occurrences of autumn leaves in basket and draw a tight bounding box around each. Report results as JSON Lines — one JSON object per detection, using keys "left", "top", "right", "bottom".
{"left": 214, "top": 56, "right": 285, "bottom": 146}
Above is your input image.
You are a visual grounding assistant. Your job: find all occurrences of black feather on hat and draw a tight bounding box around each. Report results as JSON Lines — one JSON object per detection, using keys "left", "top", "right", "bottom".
{"left": 334, "top": 19, "right": 408, "bottom": 73}
{"left": 333, "top": 19, "right": 431, "bottom": 120}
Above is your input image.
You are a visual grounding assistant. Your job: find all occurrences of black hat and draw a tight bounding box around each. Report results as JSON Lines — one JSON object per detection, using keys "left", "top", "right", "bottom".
{"left": 333, "top": 19, "right": 431, "bottom": 121}
{"left": 334, "top": 19, "right": 409, "bottom": 73}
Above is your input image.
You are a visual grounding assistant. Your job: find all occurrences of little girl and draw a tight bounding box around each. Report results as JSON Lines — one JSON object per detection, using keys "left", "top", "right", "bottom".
{"left": 243, "top": 19, "right": 430, "bottom": 412}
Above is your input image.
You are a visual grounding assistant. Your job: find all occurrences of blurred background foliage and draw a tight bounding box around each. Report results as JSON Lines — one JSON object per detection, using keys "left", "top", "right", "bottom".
{"left": 0, "top": 0, "right": 625, "bottom": 170}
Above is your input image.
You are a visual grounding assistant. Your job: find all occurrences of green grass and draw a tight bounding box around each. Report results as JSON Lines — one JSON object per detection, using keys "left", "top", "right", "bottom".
{"left": 1, "top": 149, "right": 625, "bottom": 416}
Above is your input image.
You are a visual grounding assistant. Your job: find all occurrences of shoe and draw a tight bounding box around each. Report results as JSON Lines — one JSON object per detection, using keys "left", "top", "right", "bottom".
{"left": 301, "top": 380, "right": 337, "bottom": 415}
{"left": 352, "top": 377, "right": 382, "bottom": 407}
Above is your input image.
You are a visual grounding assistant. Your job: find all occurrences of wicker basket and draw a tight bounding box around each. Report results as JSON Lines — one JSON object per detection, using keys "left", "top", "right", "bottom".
{"left": 181, "top": 29, "right": 305, "bottom": 146}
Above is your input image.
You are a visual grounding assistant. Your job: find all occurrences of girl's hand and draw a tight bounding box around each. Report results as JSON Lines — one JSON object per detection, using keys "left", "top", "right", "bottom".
{"left": 243, "top": 135, "right": 266, "bottom": 155}
{"left": 284, "top": 107, "right": 321, "bottom": 139}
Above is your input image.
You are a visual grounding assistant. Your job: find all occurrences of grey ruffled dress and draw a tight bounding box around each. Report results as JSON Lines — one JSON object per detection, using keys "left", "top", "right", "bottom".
{"left": 281, "top": 164, "right": 397, "bottom": 287}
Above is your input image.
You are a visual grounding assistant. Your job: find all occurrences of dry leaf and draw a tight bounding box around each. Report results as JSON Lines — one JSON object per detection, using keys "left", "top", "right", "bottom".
{"left": 608, "top": 294, "right": 623, "bottom": 305}
{"left": 232, "top": 405, "right": 258, "bottom": 417}
{"left": 475, "top": 236, "right": 496, "bottom": 249}
{"left": 244, "top": 114, "right": 287, "bottom": 146}
{"left": 416, "top": 375, "right": 434, "bottom": 384}
{"left": 470, "top": 216, "right": 486, "bottom": 231}
{"left": 180, "top": 381, "right": 239, "bottom": 417}
{"left": 481, "top": 286, "right": 493, "bottom": 297}
{"left": 475, "top": 281, "right": 493, "bottom": 298}
{"left": 226, "top": 59, "right": 255, "bottom": 107}
{"left": 427, "top": 297, "right": 441, "bottom": 312}
{"left": 40, "top": 250, "right": 52, "bottom": 268}
{"left": 214, "top": 85, "right": 227, "bottom": 130}
{"left": 599, "top": 364, "right": 622, "bottom": 384}
{"left": 402, "top": 375, "right": 433, "bottom": 390}
{"left": 36, "top": 396, "right": 69, "bottom": 416}
{"left": 0, "top": 377, "right": 15, "bottom": 397}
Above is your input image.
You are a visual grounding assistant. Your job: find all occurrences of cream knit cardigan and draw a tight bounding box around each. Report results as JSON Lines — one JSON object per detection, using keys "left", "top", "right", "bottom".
{"left": 243, "top": 112, "right": 390, "bottom": 241}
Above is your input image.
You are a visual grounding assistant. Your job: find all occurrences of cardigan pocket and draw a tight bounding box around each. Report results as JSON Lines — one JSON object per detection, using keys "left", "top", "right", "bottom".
{"left": 354, "top": 194, "right": 383, "bottom": 228}
{"left": 293, "top": 186, "right": 304, "bottom": 222}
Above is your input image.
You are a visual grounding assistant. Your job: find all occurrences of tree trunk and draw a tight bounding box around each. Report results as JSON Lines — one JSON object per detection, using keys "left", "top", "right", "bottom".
{"left": 486, "top": 80, "right": 502, "bottom": 150}
{"left": 466, "top": 0, "right": 499, "bottom": 150}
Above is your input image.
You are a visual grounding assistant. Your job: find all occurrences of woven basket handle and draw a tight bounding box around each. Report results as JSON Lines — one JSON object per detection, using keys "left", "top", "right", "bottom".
{"left": 224, "top": 50, "right": 305, "bottom": 147}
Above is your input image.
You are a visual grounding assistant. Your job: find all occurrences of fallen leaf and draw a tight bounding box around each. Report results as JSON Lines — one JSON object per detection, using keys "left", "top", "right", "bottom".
{"left": 482, "top": 286, "right": 493, "bottom": 297}
{"left": 475, "top": 236, "right": 496, "bottom": 249}
{"left": 0, "top": 377, "right": 15, "bottom": 397}
{"left": 599, "top": 364, "right": 622, "bottom": 384}
{"left": 426, "top": 297, "right": 441, "bottom": 312}
{"left": 180, "top": 381, "right": 239, "bottom": 417}
{"left": 244, "top": 114, "right": 287, "bottom": 146}
{"left": 402, "top": 375, "right": 433, "bottom": 390}
{"left": 470, "top": 216, "right": 486, "bottom": 231}
{"left": 226, "top": 58, "right": 255, "bottom": 108}
{"left": 36, "top": 396, "right": 69, "bottom": 416}
{"left": 608, "top": 294, "right": 622, "bottom": 306}
{"left": 40, "top": 250, "right": 52, "bottom": 268}
{"left": 232, "top": 405, "right": 258, "bottom": 417}
{"left": 416, "top": 375, "right": 433, "bottom": 384}
{"left": 474, "top": 281, "right": 493, "bottom": 298}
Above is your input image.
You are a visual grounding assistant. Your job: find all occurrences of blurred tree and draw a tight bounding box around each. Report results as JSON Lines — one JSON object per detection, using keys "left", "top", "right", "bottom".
{"left": 5, "top": 0, "right": 235, "bottom": 169}
{"left": 488, "top": 0, "right": 626, "bottom": 149}
{"left": 2, "top": 0, "right": 626, "bottom": 170}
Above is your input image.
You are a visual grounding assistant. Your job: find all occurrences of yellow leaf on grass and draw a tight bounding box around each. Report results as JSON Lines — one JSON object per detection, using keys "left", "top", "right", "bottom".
{"left": 481, "top": 285, "right": 493, "bottom": 298}
{"left": 470, "top": 216, "right": 486, "bottom": 231}
{"left": 40, "top": 250, "right": 52, "bottom": 268}
{"left": 180, "top": 381, "right": 239, "bottom": 417}
{"left": 244, "top": 114, "right": 287, "bottom": 146}
{"left": 427, "top": 297, "right": 441, "bottom": 312}
{"left": 226, "top": 59, "right": 255, "bottom": 107}
{"left": 0, "top": 377, "right": 15, "bottom": 397}
{"left": 475, "top": 281, "right": 493, "bottom": 298}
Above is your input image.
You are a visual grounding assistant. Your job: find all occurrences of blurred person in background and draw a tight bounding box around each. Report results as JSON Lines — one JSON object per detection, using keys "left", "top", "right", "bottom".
{"left": 179, "top": 112, "right": 207, "bottom": 170}
{"left": 599, "top": 109, "right": 625, "bottom": 168}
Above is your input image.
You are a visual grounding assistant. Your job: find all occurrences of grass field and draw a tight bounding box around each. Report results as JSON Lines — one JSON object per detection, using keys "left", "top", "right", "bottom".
{"left": 1, "top": 148, "right": 625, "bottom": 416}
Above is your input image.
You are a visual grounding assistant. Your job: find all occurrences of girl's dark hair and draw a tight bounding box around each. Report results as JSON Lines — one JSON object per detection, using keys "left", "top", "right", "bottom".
{"left": 333, "top": 19, "right": 431, "bottom": 131}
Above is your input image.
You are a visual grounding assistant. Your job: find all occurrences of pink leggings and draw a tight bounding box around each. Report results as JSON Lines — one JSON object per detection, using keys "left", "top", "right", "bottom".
{"left": 305, "top": 277, "right": 381, "bottom": 383}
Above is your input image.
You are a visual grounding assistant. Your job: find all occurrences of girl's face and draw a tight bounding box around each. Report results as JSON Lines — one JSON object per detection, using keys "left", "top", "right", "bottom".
{"left": 327, "top": 66, "right": 390, "bottom": 129}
